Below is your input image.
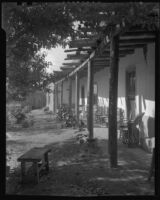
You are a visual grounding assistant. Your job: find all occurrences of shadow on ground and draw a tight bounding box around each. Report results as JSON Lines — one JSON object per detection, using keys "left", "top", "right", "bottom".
{"left": 6, "top": 137, "right": 154, "bottom": 196}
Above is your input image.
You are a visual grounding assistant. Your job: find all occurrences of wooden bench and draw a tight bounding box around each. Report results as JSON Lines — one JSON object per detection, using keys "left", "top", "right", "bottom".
{"left": 17, "top": 147, "right": 51, "bottom": 184}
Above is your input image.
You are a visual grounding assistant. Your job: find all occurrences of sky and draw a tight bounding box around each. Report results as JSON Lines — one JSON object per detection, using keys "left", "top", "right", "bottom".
{"left": 41, "top": 45, "right": 69, "bottom": 73}
{"left": 41, "top": 22, "right": 80, "bottom": 74}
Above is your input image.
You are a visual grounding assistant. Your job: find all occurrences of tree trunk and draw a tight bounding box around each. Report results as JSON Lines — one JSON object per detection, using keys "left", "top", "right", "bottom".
{"left": 75, "top": 73, "right": 79, "bottom": 123}
{"left": 87, "top": 60, "right": 94, "bottom": 140}
{"left": 108, "top": 34, "right": 119, "bottom": 168}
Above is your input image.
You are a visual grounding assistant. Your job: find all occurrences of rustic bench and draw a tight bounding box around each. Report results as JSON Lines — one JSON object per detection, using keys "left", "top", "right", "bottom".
{"left": 17, "top": 147, "right": 51, "bottom": 184}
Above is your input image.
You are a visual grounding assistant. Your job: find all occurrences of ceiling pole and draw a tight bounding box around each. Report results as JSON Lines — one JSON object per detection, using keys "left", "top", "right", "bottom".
{"left": 68, "top": 77, "right": 72, "bottom": 112}
{"left": 108, "top": 34, "right": 119, "bottom": 168}
{"left": 61, "top": 81, "right": 63, "bottom": 107}
{"left": 87, "top": 59, "right": 94, "bottom": 141}
{"left": 75, "top": 72, "right": 80, "bottom": 124}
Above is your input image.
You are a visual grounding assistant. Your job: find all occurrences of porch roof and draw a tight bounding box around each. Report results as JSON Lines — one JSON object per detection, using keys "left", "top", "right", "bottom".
{"left": 54, "top": 29, "right": 156, "bottom": 84}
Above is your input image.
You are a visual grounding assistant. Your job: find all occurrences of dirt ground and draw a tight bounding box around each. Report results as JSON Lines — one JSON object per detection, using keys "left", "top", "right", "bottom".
{"left": 6, "top": 109, "right": 154, "bottom": 196}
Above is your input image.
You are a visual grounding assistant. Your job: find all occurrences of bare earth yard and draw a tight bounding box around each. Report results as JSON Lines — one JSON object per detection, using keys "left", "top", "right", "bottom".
{"left": 6, "top": 109, "right": 154, "bottom": 196}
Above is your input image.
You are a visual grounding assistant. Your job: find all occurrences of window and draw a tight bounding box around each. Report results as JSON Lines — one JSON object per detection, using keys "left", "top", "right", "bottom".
{"left": 81, "top": 86, "right": 85, "bottom": 106}
{"left": 93, "top": 83, "right": 98, "bottom": 105}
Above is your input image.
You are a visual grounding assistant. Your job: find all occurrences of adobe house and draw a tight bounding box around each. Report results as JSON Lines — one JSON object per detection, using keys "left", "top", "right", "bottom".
{"left": 49, "top": 10, "right": 159, "bottom": 167}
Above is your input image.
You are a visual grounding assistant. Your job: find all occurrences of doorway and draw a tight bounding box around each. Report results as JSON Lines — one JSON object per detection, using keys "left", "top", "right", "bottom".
{"left": 126, "top": 69, "right": 136, "bottom": 120}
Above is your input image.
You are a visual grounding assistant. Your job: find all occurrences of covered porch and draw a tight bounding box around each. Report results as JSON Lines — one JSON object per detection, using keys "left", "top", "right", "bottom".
{"left": 53, "top": 26, "right": 158, "bottom": 167}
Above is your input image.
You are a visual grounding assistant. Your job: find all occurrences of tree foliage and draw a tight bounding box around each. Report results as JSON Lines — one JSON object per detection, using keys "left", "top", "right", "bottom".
{"left": 3, "top": 2, "right": 159, "bottom": 100}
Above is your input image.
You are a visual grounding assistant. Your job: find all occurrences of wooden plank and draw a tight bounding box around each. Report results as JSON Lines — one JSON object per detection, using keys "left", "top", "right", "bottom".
{"left": 105, "top": 49, "right": 134, "bottom": 54}
{"left": 108, "top": 35, "right": 119, "bottom": 168}
{"left": 93, "top": 61, "right": 110, "bottom": 65}
{"left": 64, "top": 48, "right": 91, "bottom": 53}
{"left": 61, "top": 81, "right": 63, "bottom": 106}
{"left": 65, "top": 54, "right": 88, "bottom": 60}
{"left": 119, "top": 44, "right": 146, "bottom": 49}
{"left": 69, "top": 39, "right": 96, "bottom": 48}
{"left": 56, "top": 84, "right": 59, "bottom": 108}
{"left": 68, "top": 78, "right": 72, "bottom": 110}
{"left": 69, "top": 51, "right": 96, "bottom": 77}
{"left": 60, "top": 66, "right": 75, "bottom": 70}
{"left": 122, "top": 31, "right": 156, "bottom": 37}
{"left": 62, "top": 62, "right": 81, "bottom": 66}
{"left": 120, "top": 35, "right": 155, "bottom": 40}
{"left": 119, "top": 38, "right": 155, "bottom": 44}
{"left": 75, "top": 73, "right": 79, "bottom": 123}
{"left": 87, "top": 60, "right": 94, "bottom": 140}
{"left": 17, "top": 147, "right": 51, "bottom": 162}
{"left": 53, "top": 70, "right": 62, "bottom": 74}
{"left": 54, "top": 86, "right": 56, "bottom": 113}
{"left": 93, "top": 57, "right": 110, "bottom": 61}
{"left": 67, "top": 53, "right": 89, "bottom": 58}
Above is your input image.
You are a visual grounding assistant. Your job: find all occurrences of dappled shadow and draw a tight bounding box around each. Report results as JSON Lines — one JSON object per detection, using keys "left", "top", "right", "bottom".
{"left": 8, "top": 137, "right": 154, "bottom": 196}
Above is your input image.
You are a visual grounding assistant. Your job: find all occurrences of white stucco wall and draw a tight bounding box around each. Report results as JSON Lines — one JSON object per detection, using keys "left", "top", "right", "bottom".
{"left": 46, "top": 83, "right": 54, "bottom": 112}
{"left": 62, "top": 79, "right": 69, "bottom": 105}
{"left": 118, "top": 43, "right": 155, "bottom": 119}
{"left": 57, "top": 42, "right": 155, "bottom": 152}
{"left": 67, "top": 43, "right": 155, "bottom": 119}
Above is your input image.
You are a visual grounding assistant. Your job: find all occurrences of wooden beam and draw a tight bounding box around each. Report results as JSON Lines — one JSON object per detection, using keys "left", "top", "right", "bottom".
{"left": 94, "top": 65, "right": 109, "bottom": 68}
{"left": 105, "top": 49, "right": 134, "bottom": 55}
{"left": 53, "top": 86, "right": 56, "bottom": 113}
{"left": 54, "top": 84, "right": 58, "bottom": 112}
{"left": 65, "top": 54, "right": 88, "bottom": 60}
{"left": 69, "top": 39, "right": 96, "bottom": 48}
{"left": 120, "top": 35, "right": 155, "bottom": 40}
{"left": 119, "top": 44, "right": 146, "bottom": 49}
{"left": 64, "top": 48, "right": 92, "bottom": 53}
{"left": 93, "top": 61, "right": 110, "bottom": 65}
{"left": 69, "top": 51, "right": 95, "bottom": 77}
{"left": 75, "top": 73, "right": 80, "bottom": 124}
{"left": 67, "top": 53, "right": 89, "bottom": 58}
{"left": 61, "top": 81, "right": 63, "bottom": 106}
{"left": 93, "top": 57, "right": 110, "bottom": 62}
{"left": 87, "top": 60, "right": 94, "bottom": 140}
{"left": 108, "top": 34, "right": 119, "bottom": 168}
{"left": 62, "top": 62, "right": 81, "bottom": 66}
{"left": 53, "top": 70, "right": 62, "bottom": 74}
{"left": 119, "top": 38, "right": 155, "bottom": 44}
{"left": 60, "top": 66, "right": 75, "bottom": 70}
{"left": 122, "top": 31, "right": 156, "bottom": 37}
{"left": 68, "top": 78, "right": 72, "bottom": 111}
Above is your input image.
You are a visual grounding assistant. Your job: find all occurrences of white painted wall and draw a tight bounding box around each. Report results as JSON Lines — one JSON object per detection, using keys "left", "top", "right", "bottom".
{"left": 56, "top": 42, "right": 155, "bottom": 152}
{"left": 62, "top": 79, "right": 69, "bottom": 105}
{"left": 46, "top": 83, "right": 54, "bottom": 112}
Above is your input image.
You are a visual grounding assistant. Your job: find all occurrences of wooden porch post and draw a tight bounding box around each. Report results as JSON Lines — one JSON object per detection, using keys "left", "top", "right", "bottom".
{"left": 87, "top": 60, "right": 94, "bottom": 140}
{"left": 108, "top": 34, "right": 119, "bottom": 168}
{"left": 68, "top": 77, "right": 72, "bottom": 111}
{"left": 53, "top": 84, "right": 57, "bottom": 113}
{"left": 75, "top": 73, "right": 79, "bottom": 123}
{"left": 61, "top": 81, "right": 63, "bottom": 106}
{"left": 56, "top": 83, "right": 59, "bottom": 109}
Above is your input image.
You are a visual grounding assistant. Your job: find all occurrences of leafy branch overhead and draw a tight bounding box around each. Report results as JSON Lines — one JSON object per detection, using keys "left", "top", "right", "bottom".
{"left": 3, "top": 2, "right": 159, "bottom": 100}
{"left": 3, "top": 2, "right": 159, "bottom": 55}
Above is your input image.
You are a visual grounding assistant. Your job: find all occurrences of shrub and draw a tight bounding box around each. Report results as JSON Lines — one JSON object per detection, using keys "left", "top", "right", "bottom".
{"left": 22, "top": 120, "right": 30, "bottom": 128}
{"left": 15, "top": 112, "right": 26, "bottom": 124}
{"left": 44, "top": 107, "right": 49, "bottom": 112}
